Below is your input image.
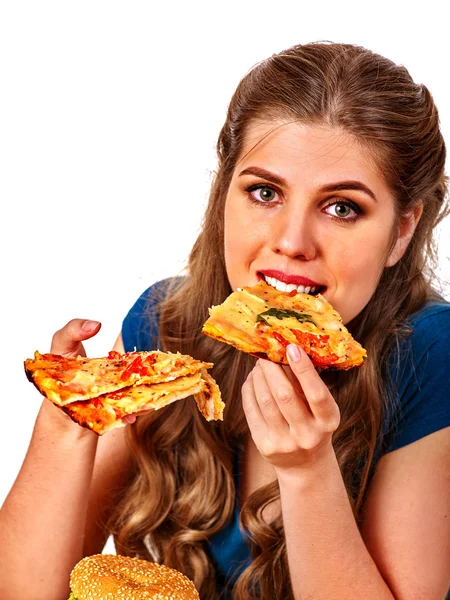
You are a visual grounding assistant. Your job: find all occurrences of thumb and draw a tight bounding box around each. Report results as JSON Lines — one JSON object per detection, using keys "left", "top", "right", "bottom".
{"left": 50, "top": 319, "right": 101, "bottom": 357}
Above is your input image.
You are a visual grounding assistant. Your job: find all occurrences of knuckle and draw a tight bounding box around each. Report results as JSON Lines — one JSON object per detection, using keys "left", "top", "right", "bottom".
{"left": 301, "top": 433, "right": 322, "bottom": 451}
{"left": 241, "top": 379, "right": 251, "bottom": 394}
{"left": 275, "top": 387, "right": 294, "bottom": 405}
{"left": 50, "top": 319, "right": 86, "bottom": 356}
{"left": 309, "top": 390, "right": 329, "bottom": 405}
{"left": 259, "top": 393, "right": 275, "bottom": 410}
{"left": 53, "top": 319, "right": 77, "bottom": 340}
{"left": 322, "top": 413, "right": 341, "bottom": 433}
{"left": 261, "top": 438, "right": 284, "bottom": 457}
{"left": 281, "top": 439, "right": 297, "bottom": 454}
{"left": 290, "top": 425, "right": 324, "bottom": 450}
{"left": 241, "top": 393, "right": 253, "bottom": 413}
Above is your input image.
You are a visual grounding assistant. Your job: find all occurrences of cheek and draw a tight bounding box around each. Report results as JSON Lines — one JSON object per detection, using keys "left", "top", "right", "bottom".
{"left": 224, "top": 200, "right": 265, "bottom": 286}
{"left": 224, "top": 201, "right": 242, "bottom": 262}
{"left": 337, "top": 247, "right": 385, "bottom": 282}
{"left": 224, "top": 200, "right": 247, "bottom": 281}
{"left": 225, "top": 197, "right": 250, "bottom": 247}
{"left": 330, "top": 234, "right": 391, "bottom": 323}
{"left": 334, "top": 221, "right": 393, "bottom": 277}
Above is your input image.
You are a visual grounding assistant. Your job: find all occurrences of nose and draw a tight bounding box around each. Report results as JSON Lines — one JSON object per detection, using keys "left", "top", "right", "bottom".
{"left": 270, "top": 205, "right": 317, "bottom": 260}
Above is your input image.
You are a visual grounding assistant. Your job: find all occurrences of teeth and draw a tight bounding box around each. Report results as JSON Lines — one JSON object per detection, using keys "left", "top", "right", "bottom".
{"left": 275, "top": 280, "right": 287, "bottom": 292}
{"left": 263, "top": 276, "right": 319, "bottom": 295}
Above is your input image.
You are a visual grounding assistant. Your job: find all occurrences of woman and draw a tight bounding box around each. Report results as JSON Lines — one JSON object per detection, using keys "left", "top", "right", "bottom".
{"left": 1, "top": 42, "right": 449, "bottom": 600}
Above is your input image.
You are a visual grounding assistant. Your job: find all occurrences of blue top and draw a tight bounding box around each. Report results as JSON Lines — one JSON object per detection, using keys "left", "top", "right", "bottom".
{"left": 122, "top": 278, "right": 450, "bottom": 595}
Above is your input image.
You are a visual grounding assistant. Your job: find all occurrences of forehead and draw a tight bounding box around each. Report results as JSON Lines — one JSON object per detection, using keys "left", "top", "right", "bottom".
{"left": 236, "top": 120, "right": 385, "bottom": 187}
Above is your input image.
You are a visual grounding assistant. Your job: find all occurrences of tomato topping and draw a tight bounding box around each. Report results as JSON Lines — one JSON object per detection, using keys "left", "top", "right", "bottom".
{"left": 293, "top": 330, "right": 329, "bottom": 349}
{"left": 107, "top": 390, "right": 125, "bottom": 401}
{"left": 91, "top": 398, "right": 103, "bottom": 408}
{"left": 288, "top": 289, "right": 297, "bottom": 297}
{"left": 309, "top": 349, "right": 339, "bottom": 366}
{"left": 144, "top": 354, "right": 157, "bottom": 368}
{"left": 272, "top": 331, "right": 290, "bottom": 348}
{"left": 113, "top": 407, "right": 126, "bottom": 419}
{"left": 120, "top": 356, "right": 144, "bottom": 380}
{"left": 291, "top": 330, "right": 338, "bottom": 366}
{"left": 107, "top": 350, "right": 121, "bottom": 360}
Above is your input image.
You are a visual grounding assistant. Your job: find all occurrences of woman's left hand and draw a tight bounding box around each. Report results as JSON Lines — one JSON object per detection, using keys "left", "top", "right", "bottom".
{"left": 242, "top": 344, "right": 341, "bottom": 475}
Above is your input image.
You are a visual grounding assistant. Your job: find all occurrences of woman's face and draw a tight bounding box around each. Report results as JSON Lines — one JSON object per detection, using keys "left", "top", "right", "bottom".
{"left": 224, "top": 121, "right": 413, "bottom": 325}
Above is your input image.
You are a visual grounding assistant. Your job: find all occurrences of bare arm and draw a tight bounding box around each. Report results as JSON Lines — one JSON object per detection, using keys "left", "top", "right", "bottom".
{"left": 242, "top": 349, "right": 450, "bottom": 600}
{"left": 361, "top": 428, "right": 450, "bottom": 599}
{"left": 0, "top": 324, "right": 132, "bottom": 600}
{"left": 278, "top": 428, "right": 450, "bottom": 599}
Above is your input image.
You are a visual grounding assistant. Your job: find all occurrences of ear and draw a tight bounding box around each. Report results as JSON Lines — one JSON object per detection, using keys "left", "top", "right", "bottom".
{"left": 385, "top": 202, "right": 423, "bottom": 268}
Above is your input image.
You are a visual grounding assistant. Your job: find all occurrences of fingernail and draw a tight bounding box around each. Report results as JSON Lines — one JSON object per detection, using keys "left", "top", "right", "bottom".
{"left": 287, "top": 344, "right": 302, "bottom": 362}
{"left": 81, "top": 320, "right": 100, "bottom": 332}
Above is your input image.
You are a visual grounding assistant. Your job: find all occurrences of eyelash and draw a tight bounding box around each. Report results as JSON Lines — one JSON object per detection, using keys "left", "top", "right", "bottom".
{"left": 245, "top": 183, "right": 363, "bottom": 222}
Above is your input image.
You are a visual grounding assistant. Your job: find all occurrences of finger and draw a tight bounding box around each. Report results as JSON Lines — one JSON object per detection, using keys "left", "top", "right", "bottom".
{"left": 241, "top": 372, "right": 269, "bottom": 436}
{"left": 251, "top": 361, "right": 289, "bottom": 430}
{"left": 123, "top": 414, "right": 137, "bottom": 424}
{"left": 123, "top": 408, "right": 155, "bottom": 424}
{"left": 50, "top": 319, "right": 101, "bottom": 357}
{"left": 258, "top": 359, "right": 313, "bottom": 425}
{"left": 286, "top": 345, "right": 340, "bottom": 428}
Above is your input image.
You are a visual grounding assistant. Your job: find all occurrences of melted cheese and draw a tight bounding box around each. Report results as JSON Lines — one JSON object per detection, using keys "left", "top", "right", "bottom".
{"left": 203, "top": 280, "right": 367, "bottom": 369}
{"left": 25, "top": 350, "right": 215, "bottom": 406}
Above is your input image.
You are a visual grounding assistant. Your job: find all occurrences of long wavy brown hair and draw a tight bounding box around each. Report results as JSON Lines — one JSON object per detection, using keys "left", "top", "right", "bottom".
{"left": 110, "top": 42, "right": 448, "bottom": 598}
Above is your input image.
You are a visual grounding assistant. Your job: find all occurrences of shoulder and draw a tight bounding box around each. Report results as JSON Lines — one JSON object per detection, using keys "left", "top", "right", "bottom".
{"left": 122, "top": 277, "right": 185, "bottom": 352}
{"left": 383, "top": 299, "right": 450, "bottom": 453}
{"left": 392, "top": 299, "right": 450, "bottom": 373}
{"left": 393, "top": 299, "right": 450, "bottom": 384}
{"left": 406, "top": 298, "right": 450, "bottom": 338}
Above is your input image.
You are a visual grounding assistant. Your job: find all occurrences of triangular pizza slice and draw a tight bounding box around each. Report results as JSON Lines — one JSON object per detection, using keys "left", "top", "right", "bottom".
{"left": 202, "top": 280, "right": 366, "bottom": 370}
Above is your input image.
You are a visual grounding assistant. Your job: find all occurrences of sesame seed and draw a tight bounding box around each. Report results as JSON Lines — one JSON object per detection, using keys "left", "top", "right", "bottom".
{"left": 69, "top": 554, "right": 199, "bottom": 600}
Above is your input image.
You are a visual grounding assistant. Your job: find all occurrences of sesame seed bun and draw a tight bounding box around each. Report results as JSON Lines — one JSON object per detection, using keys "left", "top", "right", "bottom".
{"left": 69, "top": 554, "right": 200, "bottom": 600}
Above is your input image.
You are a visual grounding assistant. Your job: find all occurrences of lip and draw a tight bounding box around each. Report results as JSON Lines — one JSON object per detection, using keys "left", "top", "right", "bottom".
{"left": 258, "top": 270, "right": 324, "bottom": 288}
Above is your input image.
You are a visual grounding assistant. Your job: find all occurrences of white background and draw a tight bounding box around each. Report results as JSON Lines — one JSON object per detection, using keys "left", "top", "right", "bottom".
{"left": 1, "top": 0, "right": 449, "bottom": 525}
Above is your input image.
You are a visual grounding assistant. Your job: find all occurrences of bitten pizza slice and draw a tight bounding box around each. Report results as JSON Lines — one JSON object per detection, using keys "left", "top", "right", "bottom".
{"left": 202, "top": 280, "right": 366, "bottom": 370}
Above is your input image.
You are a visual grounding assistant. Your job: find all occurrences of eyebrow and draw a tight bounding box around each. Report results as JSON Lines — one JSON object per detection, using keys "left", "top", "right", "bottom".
{"left": 239, "top": 167, "right": 378, "bottom": 202}
{"left": 239, "top": 167, "right": 288, "bottom": 187}
{"left": 320, "top": 181, "right": 377, "bottom": 202}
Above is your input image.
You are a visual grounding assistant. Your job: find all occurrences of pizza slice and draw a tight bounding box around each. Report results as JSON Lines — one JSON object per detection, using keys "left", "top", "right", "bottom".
{"left": 24, "top": 350, "right": 212, "bottom": 406}
{"left": 25, "top": 350, "right": 224, "bottom": 434}
{"left": 202, "top": 280, "right": 366, "bottom": 370}
{"left": 61, "top": 369, "right": 223, "bottom": 435}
